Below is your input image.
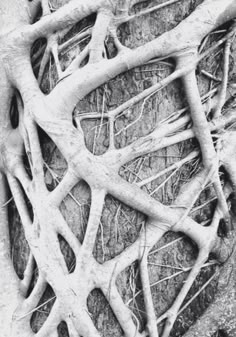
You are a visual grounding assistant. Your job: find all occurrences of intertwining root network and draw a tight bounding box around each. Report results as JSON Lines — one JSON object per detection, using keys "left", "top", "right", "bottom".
{"left": 0, "top": 0, "right": 236, "bottom": 336}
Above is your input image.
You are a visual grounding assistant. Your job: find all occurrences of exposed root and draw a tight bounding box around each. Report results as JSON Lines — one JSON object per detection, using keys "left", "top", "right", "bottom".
{"left": 140, "top": 246, "right": 159, "bottom": 337}
{"left": 178, "top": 52, "right": 229, "bottom": 222}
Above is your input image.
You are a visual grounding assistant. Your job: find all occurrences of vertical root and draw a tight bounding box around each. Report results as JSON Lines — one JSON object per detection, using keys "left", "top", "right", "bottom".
{"left": 21, "top": 253, "right": 35, "bottom": 296}
{"left": 140, "top": 251, "right": 159, "bottom": 337}
{"left": 103, "top": 285, "right": 142, "bottom": 337}
{"left": 179, "top": 54, "right": 229, "bottom": 220}
{"left": 157, "top": 249, "right": 209, "bottom": 337}
{"left": 213, "top": 39, "right": 231, "bottom": 118}
{"left": 80, "top": 188, "right": 106, "bottom": 255}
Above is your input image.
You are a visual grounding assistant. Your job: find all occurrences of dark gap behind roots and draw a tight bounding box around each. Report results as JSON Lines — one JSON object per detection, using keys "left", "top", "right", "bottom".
{"left": 10, "top": 95, "right": 19, "bottom": 129}
{"left": 58, "top": 234, "right": 76, "bottom": 273}
{"left": 8, "top": 181, "right": 33, "bottom": 279}
{"left": 87, "top": 288, "right": 123, "bottom": 337}
{"left": 38, "top": 125, "right": 68, "bottom": 192}
{"left": 58, "top": 321, "right": 69, "bottom": 337}
{"left": 60, "top": 13, "right": 97, "bottom": 44}
{"left": 31, "top": 285, "right": 56, "bottom": 333}
{"left": 31, "top": 38, "right": 47, "bottom": 76}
